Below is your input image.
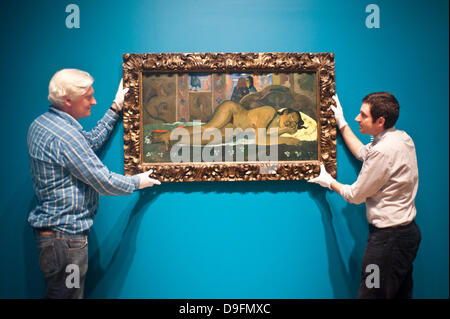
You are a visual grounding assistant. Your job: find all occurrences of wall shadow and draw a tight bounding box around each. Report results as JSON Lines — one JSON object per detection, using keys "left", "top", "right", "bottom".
{"left": 309, "top": 188, "right": 353, "bottom": 297}
{"left": 85, "top": 188, "right": 159, "bottom": 298}
{"left": 340, "top": 202, "right": 368, "bottom": 296}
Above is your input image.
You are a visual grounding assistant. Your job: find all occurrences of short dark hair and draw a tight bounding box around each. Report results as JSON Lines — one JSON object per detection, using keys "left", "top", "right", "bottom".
{"left": 362, "top": 92, "right": 400, "bottom": 129}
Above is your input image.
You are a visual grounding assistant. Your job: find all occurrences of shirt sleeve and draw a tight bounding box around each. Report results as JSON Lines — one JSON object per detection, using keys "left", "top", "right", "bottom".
{"left": 340, "top": 148, "right": 391, "bottom": 204}
{"left": 356, "top": 144, "right": 370, "bottom": 161}
{"left": 59, "top": 136, "right": 139, "bottom": 196}
{"left": 81, "top": 109, "right": 119, "bottom": 152}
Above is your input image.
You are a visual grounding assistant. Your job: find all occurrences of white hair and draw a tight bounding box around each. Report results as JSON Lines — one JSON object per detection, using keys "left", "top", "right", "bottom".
{"left": 48, "top": 69, "right": 94, "bottom": 107}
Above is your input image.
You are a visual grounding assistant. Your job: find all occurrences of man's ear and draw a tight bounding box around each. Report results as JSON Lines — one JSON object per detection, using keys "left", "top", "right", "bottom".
{"left": 63, "top": 96, "right": 72, "bottom": 108}
{"left": 376, "top": 116, "right": 385, "bottom": 128}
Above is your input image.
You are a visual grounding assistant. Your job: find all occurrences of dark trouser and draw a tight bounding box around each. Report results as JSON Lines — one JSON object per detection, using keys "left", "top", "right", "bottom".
{"left": 358, "top": 221, "right": 421, "bottom": 299}
{"left": 33, "top": 229, "right": 88, "bottom": 299}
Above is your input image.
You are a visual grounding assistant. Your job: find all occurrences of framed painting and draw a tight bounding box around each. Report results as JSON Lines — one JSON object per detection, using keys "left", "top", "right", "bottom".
{"left": 122, "top": 53, "right": 337, "bottom": 182}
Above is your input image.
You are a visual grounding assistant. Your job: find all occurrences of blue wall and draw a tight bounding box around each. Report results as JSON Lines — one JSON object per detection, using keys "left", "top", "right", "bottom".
{"left": 0, "top": 0, "right": 448, "bottom": 298}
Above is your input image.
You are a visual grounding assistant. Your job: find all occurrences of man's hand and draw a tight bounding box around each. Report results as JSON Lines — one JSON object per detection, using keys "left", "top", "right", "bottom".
{"left": 113, "top": 79, "right": 129, "bottom": 111}
{"left": 136, "top": 169, "right": 161, "bottom": 189}
{"left": 308, "top": 164, "right": 335, "bottom": 189}
{"left": 331, "top": 95, "right": 348, "bottom": 129}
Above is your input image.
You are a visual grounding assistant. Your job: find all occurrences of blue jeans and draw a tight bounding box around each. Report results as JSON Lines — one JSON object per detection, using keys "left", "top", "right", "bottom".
{"left": 33, "top": 229, "right": 88, "bottom": 299}
{"left": 358, "top": 221, "right": 421, "bottom": 299}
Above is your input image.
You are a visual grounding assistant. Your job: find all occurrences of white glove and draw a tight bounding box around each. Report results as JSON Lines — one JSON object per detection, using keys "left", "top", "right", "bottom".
{"left": 136, "top": 169, "right": 161, "bottom": 189}
{"left": 331, "top": 95, "right": 348, "bottom": 129}
{"left": 113, "top": 79, "right": 129, "bottom": 110}
{"left": 308, "top": 164, "right": 335, "bottom": 189}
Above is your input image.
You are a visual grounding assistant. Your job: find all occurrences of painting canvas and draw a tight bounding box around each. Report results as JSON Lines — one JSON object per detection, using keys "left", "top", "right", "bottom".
{"left": 142, "top": 71, "right": 318, "bottom": 163}
{"left": 122, "top": 53, "right": 337, "bottom": 182}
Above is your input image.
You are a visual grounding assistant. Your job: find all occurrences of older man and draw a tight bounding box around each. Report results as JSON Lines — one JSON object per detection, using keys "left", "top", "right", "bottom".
{"left": 27, "top": 68, "right": 160, "bottom": 298}
{"left": 309, "top": 92, "right": 421, "bottom": 299}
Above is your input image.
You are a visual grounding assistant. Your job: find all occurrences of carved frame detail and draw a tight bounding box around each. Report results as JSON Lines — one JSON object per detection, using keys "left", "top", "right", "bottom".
{"left": 123, "top": 52, "right": 337, "bottom": 182}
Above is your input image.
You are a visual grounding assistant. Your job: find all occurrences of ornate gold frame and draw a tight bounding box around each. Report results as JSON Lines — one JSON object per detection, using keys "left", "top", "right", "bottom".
{"left": 123, "top": 52, "right": 336, "bottom": 182}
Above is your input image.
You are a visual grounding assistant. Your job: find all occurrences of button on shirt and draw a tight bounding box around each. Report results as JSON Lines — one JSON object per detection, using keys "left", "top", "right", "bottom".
{"left": 340, "top": 127, "right": 419, "bottom": 228}
{"left": 28, "top": 106, "right": 139, "bottom": 234}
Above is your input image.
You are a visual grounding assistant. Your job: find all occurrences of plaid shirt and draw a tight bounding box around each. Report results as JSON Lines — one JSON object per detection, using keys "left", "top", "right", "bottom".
{"left": 27, "top": 106, "right": 139, "bottom": 234}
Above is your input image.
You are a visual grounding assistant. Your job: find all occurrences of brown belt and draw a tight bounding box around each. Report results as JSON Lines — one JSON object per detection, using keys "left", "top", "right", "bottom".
{"left": 39, "top": 230, "right": 55, "bottom": 235}
{"left": 35, "top": 228, "right": 90, "bottom": 236}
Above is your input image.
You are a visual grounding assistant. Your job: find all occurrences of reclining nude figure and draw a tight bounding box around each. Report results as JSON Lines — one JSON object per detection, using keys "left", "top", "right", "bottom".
{"left": 151, "top": 100, "right": 305, "bottom": 150}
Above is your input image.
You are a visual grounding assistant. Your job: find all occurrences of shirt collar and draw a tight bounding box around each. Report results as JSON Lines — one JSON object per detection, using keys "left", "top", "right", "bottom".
{"left": 48, "top": 105, "right": 83, "bottom": 131}
{"left": 373, "top": 126, "right": 396, "bottom": 144}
